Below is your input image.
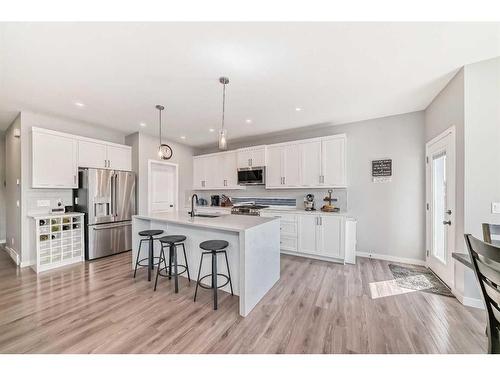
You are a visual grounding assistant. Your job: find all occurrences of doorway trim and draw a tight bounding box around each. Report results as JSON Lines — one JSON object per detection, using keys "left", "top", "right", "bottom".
{"left": 425, "top": 125, "right": 456, "bottom": 289}
{"left": 147, "top": 159, "right": 179, "bottom": 214}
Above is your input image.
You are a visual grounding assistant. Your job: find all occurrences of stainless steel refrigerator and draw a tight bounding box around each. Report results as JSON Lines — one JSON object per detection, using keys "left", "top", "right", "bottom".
{"left": 74, "top": 168, "right": 136, "bottom": 260}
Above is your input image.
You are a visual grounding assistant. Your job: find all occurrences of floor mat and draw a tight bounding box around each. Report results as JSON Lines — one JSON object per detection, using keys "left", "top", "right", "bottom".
{"left": 388, "top": 264, "right": 454, "bottom": 297}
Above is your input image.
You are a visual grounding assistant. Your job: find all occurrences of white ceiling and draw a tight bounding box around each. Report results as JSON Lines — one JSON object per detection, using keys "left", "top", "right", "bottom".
{"left": 0, "top": 23, "right": 499, "bottom": 145}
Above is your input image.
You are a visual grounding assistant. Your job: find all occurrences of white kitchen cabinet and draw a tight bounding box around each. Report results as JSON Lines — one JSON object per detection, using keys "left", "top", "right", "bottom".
{"left": 298, "top": 215, "right": 318, "bottom": 255}
{"left": 322, "top": 136, "right": 346, "bottom": 187}
{"left": 78, "top": 140, "right": 107, "bottom": 169}
{"left": 299, "top": 140, "right": 322, "bottom": 186}
{"left": 237, "top": 146, "right": 267, "bottom": 168}
{"left": 265, "top": 146, "right": 283, "bottom": 188}
{"left": 266, "top": 143, "right": 301, "bottom": 188}
{"left": 78, "top": 140, "right": 131, "bottom": 171}
{"left": 316, "top": 215, "right": 343, "bottom": 259}
{"left": 32, "top": 130, "right": 78, "bottom": 188}
{"left": 106, "top": 145, "right": 132, "bottom": 171}
{"left": 192, "top": 152, "right": 243, "bottom": 190}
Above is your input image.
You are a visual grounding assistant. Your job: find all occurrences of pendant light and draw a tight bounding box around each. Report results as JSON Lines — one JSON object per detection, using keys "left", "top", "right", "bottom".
{"left": 156, "top": 104, "right": 173, "bottom": 160}
{"left": 218, "top": 76, "right": 229, "bottom": 150}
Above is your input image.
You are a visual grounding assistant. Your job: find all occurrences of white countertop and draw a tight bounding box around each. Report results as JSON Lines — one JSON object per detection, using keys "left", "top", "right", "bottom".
{"left": 191, "top": 205, "right": 349, "bottom": 216}
{"left": 29, "top": 212, "right": 85, "bottom": 219}
{"left": 133, "top": 211, "right": 278, "bottom": 233}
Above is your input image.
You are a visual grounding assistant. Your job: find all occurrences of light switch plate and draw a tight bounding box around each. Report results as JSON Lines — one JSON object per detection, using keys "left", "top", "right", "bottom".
{"left": 492, "top": 202, "right": 500, "bottom": 214}
{"left": 37, "top": 200, "right": 50, "bottom": 207}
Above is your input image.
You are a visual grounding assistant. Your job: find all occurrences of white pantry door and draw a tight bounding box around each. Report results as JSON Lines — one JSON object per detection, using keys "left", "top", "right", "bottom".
{"left": 426, "top": 127, "right": 456, "bottom": 288}
{"left": 148, "top": 160, "right": 178, "bottom": 213}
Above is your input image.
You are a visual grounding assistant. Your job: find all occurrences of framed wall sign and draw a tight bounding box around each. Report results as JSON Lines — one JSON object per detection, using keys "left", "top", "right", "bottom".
{"left": 372, "top": 159, "right": 392, "bottom": 183}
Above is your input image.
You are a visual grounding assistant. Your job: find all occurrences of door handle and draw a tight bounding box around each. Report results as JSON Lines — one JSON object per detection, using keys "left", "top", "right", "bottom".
{"left": 443, "top": 220, "right": 452, "bottom": 226}
{"left": 93, "top": 222, "right": 132, "bottom": 230}
{"left": 445, "top": 210, "right": 452, "bottom": 215}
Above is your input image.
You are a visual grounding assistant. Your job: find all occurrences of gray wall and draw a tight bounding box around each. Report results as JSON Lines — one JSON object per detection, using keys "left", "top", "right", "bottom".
{"left": 5, "top": 115, "right": 22, "bottom": 259}
{"left": 126, "top": 132, "right": 195, "bottom": 215}
{"left": 19, "top": 111, "right": 128, "bottom": 265}
{"left": 0, "top": 131, "right": 5, "bottom": 243}
{"left": 197, "top": 111, "right": 426, "bottom": 263}
{"left": 425, "top": 68, "right": 465, "bottom": 254}
{"left": 463, "top": 57, "right": 500, "bottom": 299}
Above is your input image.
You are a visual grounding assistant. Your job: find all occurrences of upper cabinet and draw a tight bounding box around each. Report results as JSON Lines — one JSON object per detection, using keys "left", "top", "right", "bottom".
{"left": 193, "top": 151, "right": 243, "bottom": 190}
{"left": 32, "top": 129, "right": 78, "bottom": 189}
{"left": 32, "top": 127, "right": 132, "bottom": 189}
{"left": 78, "top": 140, "right": 131, "bottom": 171}
{"left": 236, "top": 146, "right": 267, "bottom": 168}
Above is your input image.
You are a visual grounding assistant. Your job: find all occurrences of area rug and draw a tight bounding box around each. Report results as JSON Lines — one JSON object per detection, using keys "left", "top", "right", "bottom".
{"left": 388, "top": 264, "right": 454, "bottom": 297}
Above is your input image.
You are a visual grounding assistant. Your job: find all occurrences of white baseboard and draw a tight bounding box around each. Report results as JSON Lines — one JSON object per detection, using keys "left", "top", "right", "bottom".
{"left": 454, "top": 290, "right": 485, "bottom": 309}
{"left": 356, "top": 251, "right": 426, "bottom": 266}
{"left": 3, "top": 246, "right": 20, "bottom": 266}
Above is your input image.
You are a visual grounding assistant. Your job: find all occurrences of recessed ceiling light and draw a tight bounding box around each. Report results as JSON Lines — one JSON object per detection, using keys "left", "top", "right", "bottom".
{"left": 295, "top": 107, "right": 302, "bottom": 112}
{"left": 245, "top": 119, "right": 252, "bottom": 124}
{"left": 74, "top": 101, "right": 85, "bottom": 108}
{"left": 209, "top": 128, "right": 215, "bottom": 132}
{"left": 180, "top": 136, "right": 186, "bottom": 140}
{"left": 139, "top": 122, "right": 146, "bottom": 127}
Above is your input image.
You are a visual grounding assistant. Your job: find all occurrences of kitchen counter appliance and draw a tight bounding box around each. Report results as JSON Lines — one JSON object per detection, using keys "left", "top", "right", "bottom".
{"left": 231, "top": 204, "right": 269, "bottom": 216}
{"left": 74, "top": 168, "right": 136, "bottom": 260}
{"left": 237, "top": 167, "right": 265, "bottom": 185}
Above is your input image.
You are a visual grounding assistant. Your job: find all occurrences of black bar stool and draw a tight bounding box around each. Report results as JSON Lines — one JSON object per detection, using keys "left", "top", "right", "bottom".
{"left": 154, "top": 235, "right": 190, "bottom": 293}
{"left": 134, "top": 229, "right": 164, "bottom": 281}
{"left": 194, "top": 240, "right": 233, "bottom": 310}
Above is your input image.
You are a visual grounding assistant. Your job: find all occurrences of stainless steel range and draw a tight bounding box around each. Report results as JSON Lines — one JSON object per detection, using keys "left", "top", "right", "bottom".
{"left": 231, "top": 204, "right": 269, "bottom": 216}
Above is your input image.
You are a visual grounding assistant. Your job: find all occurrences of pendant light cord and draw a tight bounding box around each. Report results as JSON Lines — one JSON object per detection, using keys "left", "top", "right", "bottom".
{"left": 221, "top": 81, "right": 226, "bottom": 130}
{"left": 158, "top": 108, "right": 162, "bottom": 145}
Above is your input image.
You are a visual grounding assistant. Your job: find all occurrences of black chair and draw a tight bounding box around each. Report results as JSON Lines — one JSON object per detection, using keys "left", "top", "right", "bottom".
{"left": 134, "top": 229, "right": 164, "bottom": 281}
{"left": 194, "top": 240, "right": 233, "bottom": 310}
{"left": 154, "top": 235, "right": 190, "bottom": 293}
{"left": 464, "top": 234, "right": 500, "bottom": 354}
{"left": 482, "top": 223, "right": 500, "bottom": 247}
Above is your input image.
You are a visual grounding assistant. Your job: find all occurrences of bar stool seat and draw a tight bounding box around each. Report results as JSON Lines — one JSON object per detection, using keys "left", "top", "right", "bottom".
{"left": 134, "top": 229, "right": 164, "bottom": 281}
{"left": 154, "top": 235, "right": 190, "bottom": 293}
{"left": 194, "top": 240, "right": 233, "bottom": 310}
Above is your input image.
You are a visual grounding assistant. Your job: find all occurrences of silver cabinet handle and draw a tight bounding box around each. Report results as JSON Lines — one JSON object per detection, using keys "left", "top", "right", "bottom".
{"left": 283, "top": 176, "right": 286, "bottom": 185}
{"left": 443, "top": 220, "right": 452, "bottom": 225}
{"left": 445, "top": 210, "right": 452, "bottom": 215}
{"left": 74, "top": 175, "right": 77, "bottom": 185}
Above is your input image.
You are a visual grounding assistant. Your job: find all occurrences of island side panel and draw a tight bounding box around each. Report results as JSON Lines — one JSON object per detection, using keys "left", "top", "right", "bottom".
{"left": 239, "top": 219, "right": 280, "bottom": 317}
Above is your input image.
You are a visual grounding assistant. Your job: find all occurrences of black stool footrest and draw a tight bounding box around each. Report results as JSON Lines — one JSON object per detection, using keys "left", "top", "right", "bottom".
{"left": 136, "top": 257, "right": 163, "bottom": 268}
{"left": 198, "top": 273, "right": 231, "bottom": 290}
{"left": 157, "top": 264, "right": 189, "bottom": 278}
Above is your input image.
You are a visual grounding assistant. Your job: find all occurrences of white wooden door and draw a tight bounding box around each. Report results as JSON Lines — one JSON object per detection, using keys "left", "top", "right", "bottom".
{"left": 251, "top": 147, "right": 266, "bottom": 167}
{"left": 300, "top": 140, "right": 322, "bottom": 186}
{"left": 203, "top": 155, "right": 217, "bottom": 189}
{"left": 317, "top": 216, "right": 343, "bottom": 258}
{"left": 283, "top": 144, "right": 301, "bottom": 186}
{"left": 426, "top": 128, "right": 456, "bottom": 288}
{"left": 266, "top": 146, "right": 284, "bottom": 187}
{"left": 221, "top": 152, "right": 238, "bottom": 188}
{"left": 298, "top": 215, "right": 318, "bottom": 255}
{"left": 322, "top": 137, "right": 346, "bottom": 186}
{"left": 193, "top": 157, "right": 205, "bottom": 189}
{"left": 78, "top": 140, "right": 107, "bottom": 169}
{"left": 32, "top": 131, "right": 78, "bottom": 188}
{"left": 237, "top": 149, "right": 253, "bottom": 168}
{"left": 107, "top": 145, "right": 132, "bottom": 171}
{"left": 148, "top": 161, "right": 178, "bottom": 213}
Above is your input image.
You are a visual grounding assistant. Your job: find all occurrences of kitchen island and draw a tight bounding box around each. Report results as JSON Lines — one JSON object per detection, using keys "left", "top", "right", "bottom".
{"left": 132, "top": 211, "right": 280, "bottom": 316}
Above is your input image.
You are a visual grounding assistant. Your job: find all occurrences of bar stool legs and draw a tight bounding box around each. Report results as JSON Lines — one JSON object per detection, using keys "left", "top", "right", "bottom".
{"left": 154, "top": 236, "right": 190, "bottom": 293}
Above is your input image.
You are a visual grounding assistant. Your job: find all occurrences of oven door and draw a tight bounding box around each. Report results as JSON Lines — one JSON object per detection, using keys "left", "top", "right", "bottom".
{"left": 237, "top": 168, "right": 265, "bottom": 185}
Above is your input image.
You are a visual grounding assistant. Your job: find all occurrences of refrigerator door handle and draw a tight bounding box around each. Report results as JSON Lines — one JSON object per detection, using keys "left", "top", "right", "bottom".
{"left": 92, "top": 222, "right": 132, "bottom": 230}
{"left": 114, "top": 173, "right": 118, "bottom": 217}
{"left": 110, "top": 173, "right": 115, "bottom": 217}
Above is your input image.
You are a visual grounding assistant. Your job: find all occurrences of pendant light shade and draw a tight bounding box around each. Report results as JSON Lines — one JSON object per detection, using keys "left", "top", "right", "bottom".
{"left": 218, "top": 76, "right": 229, "bottom": 150}
{"left": 156, "top": 104, "right": 173, "bottom": 160}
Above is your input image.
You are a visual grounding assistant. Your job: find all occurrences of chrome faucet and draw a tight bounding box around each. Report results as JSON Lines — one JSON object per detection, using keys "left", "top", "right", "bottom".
{"left": 190, "top": 194, "right": 199, "bottom": 217}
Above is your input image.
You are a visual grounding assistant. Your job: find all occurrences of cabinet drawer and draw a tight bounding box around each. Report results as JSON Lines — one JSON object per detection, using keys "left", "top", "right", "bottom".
{"left": 280, "top": 236, "right": 298, "bottom": 252}
{"left": 280, "top": 221, "right": 297, "bottom": 236}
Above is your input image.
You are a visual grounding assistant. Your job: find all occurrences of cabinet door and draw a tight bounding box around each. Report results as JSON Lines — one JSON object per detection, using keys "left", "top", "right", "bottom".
{"left": 283, "top": 144, "right": 301, "bottom": 186}
{"left": 192, "top": 157, "right": 205, "bottom": 189}
{"left": 32, "top": 132, "right": 77, "bottom": 188}
{"left": 203, "top": 155, "right": 218, "bottom": 189}
{"left": 78, "top": 140, "right": 107, "bottom": 169}
{"left": 298, "top": 215, "right": 318, "bottom": 255}
{"left": 317, "top": 216, "right": 343, "bottom": 258}
{"left": 251, "top": 147, "right": 266, "bottom": 167}
{"left": 107, "top": 145, "right": 132, "bottom": 171}
{"left": 221, "top": 152, "right": 238, "bottom": 188}
{"left": 266, "top": 146, "right": 283, "bottom": 188}
{"left": 322, "top": 137, "right": 346, "bottom": 186}
{"left": 300, "top": 140, "right": 322, "bottom": 186}
{"left": 237, "top": 149, "right": 253, "bottom": 168}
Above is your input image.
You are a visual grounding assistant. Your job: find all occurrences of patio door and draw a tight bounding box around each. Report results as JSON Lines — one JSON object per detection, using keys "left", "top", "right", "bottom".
{"left": 426, "top": 127, "right": 456, "bottom": 288}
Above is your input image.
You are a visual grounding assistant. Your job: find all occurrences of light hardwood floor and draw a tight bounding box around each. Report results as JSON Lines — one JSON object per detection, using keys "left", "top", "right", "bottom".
{"left": 0, "top": 248, "right": 487, "bottom": 354}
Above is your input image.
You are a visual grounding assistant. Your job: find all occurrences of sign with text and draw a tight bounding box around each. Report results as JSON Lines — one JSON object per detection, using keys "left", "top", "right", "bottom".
{"left": 372, "top": 159, "right": 392, "bottom": 183}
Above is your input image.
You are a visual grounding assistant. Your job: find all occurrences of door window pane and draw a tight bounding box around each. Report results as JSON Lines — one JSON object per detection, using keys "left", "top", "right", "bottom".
{"left": 432, "top": 153, "right": 447, "bottom": 263}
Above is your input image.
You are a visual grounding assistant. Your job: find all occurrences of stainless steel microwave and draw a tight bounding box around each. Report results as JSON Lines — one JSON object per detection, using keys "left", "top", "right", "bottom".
{"left": 237, "top": 167, "right": 265, "bottom": 185}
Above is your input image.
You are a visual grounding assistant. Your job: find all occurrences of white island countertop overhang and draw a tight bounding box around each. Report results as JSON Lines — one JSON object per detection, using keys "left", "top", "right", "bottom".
{"left": 132, "top": 211, "right": 281, "bottom": 317}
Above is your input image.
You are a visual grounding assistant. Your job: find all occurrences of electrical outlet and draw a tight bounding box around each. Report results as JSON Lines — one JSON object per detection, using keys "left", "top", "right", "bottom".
{"left": 492, "top": 202, "right": 500, "bottom": 214}
{"left": 37, "top": 200, "right": 50, "bottom": 207}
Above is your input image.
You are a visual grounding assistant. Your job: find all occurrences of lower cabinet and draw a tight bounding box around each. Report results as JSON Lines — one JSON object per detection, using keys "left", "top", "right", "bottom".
{"left": 262, "top": 211, "right": 351, "bottom": 263}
